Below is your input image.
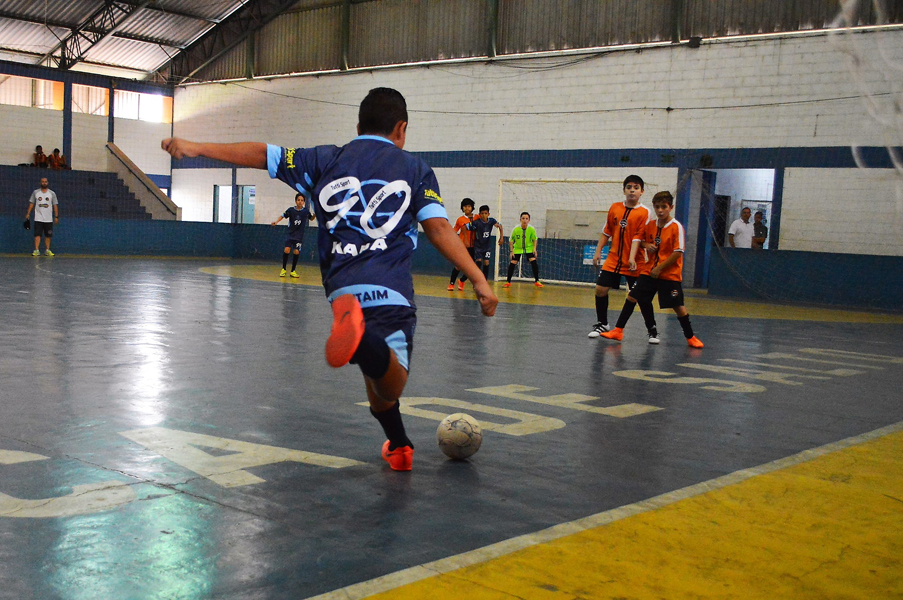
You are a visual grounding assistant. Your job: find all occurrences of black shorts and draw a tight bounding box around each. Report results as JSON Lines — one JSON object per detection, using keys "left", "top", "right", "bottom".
{"left": 473, "top": 247, "right": 492, "bottom": 261}
{"left": 33, "top": 221, "right": 53, "bottom": 238}
{"left": 596, "top": 269, "right": 636, "bottom": 290}
{"left": 510, "top": 252, "right": 535, "bottom": 263}
{"left": 284, "top": 236, "right": 304, "bottom": 251}
{"left": 362, "top": 305, "right": 416, "bottom": 372}
{"left": 629, "top": 275, "right": 685, "bottom": 308}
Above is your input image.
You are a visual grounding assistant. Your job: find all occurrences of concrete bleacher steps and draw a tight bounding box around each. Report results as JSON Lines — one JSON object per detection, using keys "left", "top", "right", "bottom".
{"left": 0, "top": 165, "right": 151, "bottom": 220}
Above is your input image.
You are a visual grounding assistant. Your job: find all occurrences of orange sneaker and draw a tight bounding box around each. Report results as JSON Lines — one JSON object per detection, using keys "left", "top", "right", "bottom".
{"left": 502, "top": 282, "right": 511, "bottom": 288}
{"left": 325, "top": 294, "right": 365, "bottom": 368}
{"left": 447, "top": 284, "right": 455, "bottom": 291}
{"left": 457, "top": 280, "right": 465, "bottom": 291}
{"left": 382, "top": 440, "right": 413, "bottom": 471}
{"left": 601, "top": 327, "right": 624, "bottom": 341}
{"left": 534, "top": 281, "right": 544, "bottom": 287}
{"left": 687, "top": 336, "right": 704, "bottom": 349}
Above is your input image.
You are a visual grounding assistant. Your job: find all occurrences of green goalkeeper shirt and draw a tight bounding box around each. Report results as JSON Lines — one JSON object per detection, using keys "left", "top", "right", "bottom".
{"left": 511, "top": 225, "right": 537, "bottom": 254}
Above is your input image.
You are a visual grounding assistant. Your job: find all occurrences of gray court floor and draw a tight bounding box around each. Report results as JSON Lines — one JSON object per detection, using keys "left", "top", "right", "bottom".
{"left": 0, "top": 257, "right": 901, "bottom": 599}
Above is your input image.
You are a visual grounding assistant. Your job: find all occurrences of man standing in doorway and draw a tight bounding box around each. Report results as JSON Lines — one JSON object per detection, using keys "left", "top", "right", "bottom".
{"left": 752, "top": 211, "right": 768, "bottom": 249}
{"left": 728, "top": 207, "right": 754, "bottom": 249}
{"left": 25, "top": 177, "right": 59, "bottom": 256}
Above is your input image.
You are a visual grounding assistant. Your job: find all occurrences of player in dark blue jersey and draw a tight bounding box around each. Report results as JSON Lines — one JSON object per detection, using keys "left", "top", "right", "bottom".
{"left": 162, "top": 88, "right": 497, "bottom": 471}
{"left": 271, "top": 192, "right": 315, "bottom": 278}
{"left": 467, "top": 204, "right": 504, "bottom": 279}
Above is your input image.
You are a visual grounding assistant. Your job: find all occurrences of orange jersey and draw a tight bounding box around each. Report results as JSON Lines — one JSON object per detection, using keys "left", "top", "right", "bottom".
{"left": 454, "top": 215, "right": 475, "bottom": 248}
{"left": 601, "top": 202, "right": 651, "bottom": 275}
{"left": 644, "top": 218, "right": 685, "bottom": 281}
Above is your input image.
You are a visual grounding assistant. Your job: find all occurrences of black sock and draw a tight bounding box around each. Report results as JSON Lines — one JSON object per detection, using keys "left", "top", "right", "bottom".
{"left": 595, "top": 294, "right": 609, "bottom": 324}
{"left": 530, "top": 260, "right": 540, "bottom": 281}
{"left": 350, "top": 330, "right": 391, "bottom": 380}
{"left": 506, "top": 263, "right": 516, "bottom": 283}
{"left": 449, "top": 268, "right": 460, "bottom": 284}
{"left": 615, "top": 299, "right": 636, "bottom": 329}
{"left": 291, "top": 253, "right": 299, "bottom": 271}
{"left": 482, "top": 264, "right": 490, "bottom": 279}
{"left": 638, "top": 301, "right": 657, "bottom": 334}
{"left": 370, "top": 402, "right": 413, "bottom": 450}
{"left": 282, "top": 253, "right": 289, "bottom": 268}
{"left": 678, "top": 314, "right": 694, "bottom": 339}
{"left": 460, "top": 273, "right": 468, "bottom": 283}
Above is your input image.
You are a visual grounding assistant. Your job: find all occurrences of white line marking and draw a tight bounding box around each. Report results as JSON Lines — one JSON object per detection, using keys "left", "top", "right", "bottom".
{"left": 305, "top": 420, "right": 903, "bottom": 600}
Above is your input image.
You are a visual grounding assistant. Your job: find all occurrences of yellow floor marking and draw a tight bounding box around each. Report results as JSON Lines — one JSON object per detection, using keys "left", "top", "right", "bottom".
{"left": 199, "top": 264, "right": 903, "bottom": 323}
{"left": 311, "top": 422, "right": 903, "bottom": 600}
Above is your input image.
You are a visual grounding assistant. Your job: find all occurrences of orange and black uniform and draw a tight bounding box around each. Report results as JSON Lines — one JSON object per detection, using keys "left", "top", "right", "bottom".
{"left": 454, "top": 214, "right": 476, "bottom": 251}
{"left": 631, "top": 218, "right": 686, "bottom": 308}
{"left": 597, "top": 201, "right": 651, "bottom": 287}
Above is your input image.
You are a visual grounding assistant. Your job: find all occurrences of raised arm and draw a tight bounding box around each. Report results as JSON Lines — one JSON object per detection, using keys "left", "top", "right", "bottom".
{"left": 421, "top": 218, "right": 498, "bottom": 316}
{"left": 161, "top": 138, "right": 267, "bottom": 169}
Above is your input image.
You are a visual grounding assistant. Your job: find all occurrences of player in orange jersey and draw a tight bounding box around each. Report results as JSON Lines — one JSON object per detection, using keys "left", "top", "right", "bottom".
{"left": 600, "top": 191, "right": 703, "bottom": 348}
{"left": 587, "top": 175, "right": 657, "bottom": 338}
{"left": 448, "top": 198, "right": 478, "bottom": 291}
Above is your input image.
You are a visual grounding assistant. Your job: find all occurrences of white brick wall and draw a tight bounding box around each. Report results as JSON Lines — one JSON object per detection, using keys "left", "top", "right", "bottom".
{"left": 0, "top": 105, "right": 62, "bottom": 166}
{"left": 169, "top": 30, "right": 903, "bottom": 256}
{"left": 115, "top": 118, "right": 172, "bottom": 176}
{"left": 72, "top": 113, "right": 108, "bottom": 171}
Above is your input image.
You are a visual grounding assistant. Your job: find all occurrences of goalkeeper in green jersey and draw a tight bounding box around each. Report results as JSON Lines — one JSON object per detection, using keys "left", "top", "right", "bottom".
{"left": 504, "top": 211, "right": 543, "bottom": 288}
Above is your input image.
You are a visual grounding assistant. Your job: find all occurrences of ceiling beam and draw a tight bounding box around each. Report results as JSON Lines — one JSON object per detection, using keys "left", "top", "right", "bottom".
{"left": 159, "top": 0, "right": 301, "bottom": 85}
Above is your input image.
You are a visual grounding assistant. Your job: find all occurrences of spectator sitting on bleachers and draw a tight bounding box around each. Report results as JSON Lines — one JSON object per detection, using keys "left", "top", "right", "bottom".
{"left": 33, "top": 145, "right": 48, "bottom": 168}
{"left": 48, "top": 148, "right": 70, "bottom": 170}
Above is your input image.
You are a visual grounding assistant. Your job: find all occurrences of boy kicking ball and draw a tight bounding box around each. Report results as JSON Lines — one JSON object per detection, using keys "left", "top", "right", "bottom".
{"left": 601, "top": 191, "right": 703, "bottom": 348}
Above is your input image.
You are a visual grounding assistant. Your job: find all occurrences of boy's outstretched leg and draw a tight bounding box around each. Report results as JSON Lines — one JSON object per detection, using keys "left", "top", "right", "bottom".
{"left": 588, "top": 285, "right": 611, "bottom": 337}
{"left": 530, "top": 259, "right": 543, "bottom": 287}
{"left": 638, "top": 300, "right": 658, "bottom": 344}
{"left": 325, "top": 294, "right": 414, "bottom": 471}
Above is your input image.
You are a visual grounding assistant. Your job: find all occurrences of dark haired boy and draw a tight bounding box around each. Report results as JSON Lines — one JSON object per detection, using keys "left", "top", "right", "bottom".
{"left": 468, "top": 204, "right": 504, "bottom": 280}
{"left": 601, "top": 191, "right": 703, "bottom": 348}
{"left": 588, "top": 175, "right": 656, "bottom": 338}
{"left": 504, "top": 211, "right": 542, "bottom": 287}
{"left": 162, "top": 87, "right": 498, "bottom": 471}
{"left": 448, "top": 198, "right": 478, "bottom": 290}
{"left": 271, "top": 192, "right": 315, "bottom": 278}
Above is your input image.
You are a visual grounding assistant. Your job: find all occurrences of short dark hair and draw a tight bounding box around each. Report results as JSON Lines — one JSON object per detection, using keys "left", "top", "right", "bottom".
{"left": 295, "top": 192, "right": 305, "bottom": 201}
{"left": 520, "top": 211, "right": 530, "bottom": 218}
{"left": 461, "top": 198, "right": 475, "bottom": 209}
{"left": 652, "top": 191, "right": 674, "bottom": 206}
{"left": 53, "top": 148, "right": 60, "bottom": 153}
{"left": 623, "top": 175, "right": 644, "bottom": 190}
{"left": 358, "top": 88, "right": 408, "bottom": 136}
{"left": 754, "top": 211, "right": 764, "bottom": 217}
{"left": 479, "top": 205, "right": 490, "bottom": 212}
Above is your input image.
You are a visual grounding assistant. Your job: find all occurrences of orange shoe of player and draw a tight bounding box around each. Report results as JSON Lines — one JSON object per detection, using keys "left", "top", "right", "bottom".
{"left": 600, "top": 327, "right": 624, "bottom": 341}
{"left": 457, "top": 280, "right": 465, "bottom": 291}
{"left": 447, "top": 284, "right": 455, "bottom": 291}
{"left": 325, "top": 294, "right": 365, "bottom": 368}
{"left": 382, "top": 440, "right": 413, "bottom": 471}
{"left": 502, "top": 282, "right": 511, "bottom": 288}
{"left": 687, "top": 336, "right": 704, "bottom": 348}
{"left": 534, "top": 281, "right": 544, "bottom": 287}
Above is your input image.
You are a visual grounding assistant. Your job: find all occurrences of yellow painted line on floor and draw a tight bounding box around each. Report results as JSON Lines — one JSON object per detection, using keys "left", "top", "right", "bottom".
{"left": 311, "top": 422, "right": 903, "bottom": 600}
{"left": 200, "top": 264, "right": 903, "bottom": 323}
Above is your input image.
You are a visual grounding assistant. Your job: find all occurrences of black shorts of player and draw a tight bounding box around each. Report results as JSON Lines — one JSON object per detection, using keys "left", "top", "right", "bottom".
{"left": 362, "top": 305, "right": 416, "bottom": 372}
{"left": 510, "top": 252, "right": 536, "bottom": 263}
{"left": 630, "top": 275, "right": 685, "bottom": 309}
{"left": 473, "top": 246, "right": 492, "bottom": 261}
{"left": 33, "top": 221, "right": 53, "bottom": 238}
{"left": 283, "top": 236, "right": 304, "bottom": 251}
{"left": 596, "top": 269, "right": 636, "bottom": 290}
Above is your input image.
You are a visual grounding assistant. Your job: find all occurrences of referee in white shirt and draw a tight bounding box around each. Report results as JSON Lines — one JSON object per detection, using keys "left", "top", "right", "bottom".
{"left": 25, "top": 177, "right": 59, "bottom": 256}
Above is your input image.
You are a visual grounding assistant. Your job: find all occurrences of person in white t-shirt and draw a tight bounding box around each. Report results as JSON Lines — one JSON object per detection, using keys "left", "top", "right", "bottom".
{"left": 25, "top": 177, "right": 59, "bottom": 256}
{"left": 728, "top": 207, "right": 754, "bottom": 249}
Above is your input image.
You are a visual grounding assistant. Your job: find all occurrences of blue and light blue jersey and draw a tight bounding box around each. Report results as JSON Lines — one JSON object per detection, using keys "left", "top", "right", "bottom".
{"left": 268, "top": 136, "right": 447, "bottom": 309}
{"left": 468, "top": 217, "right": 497, "bottom": 250}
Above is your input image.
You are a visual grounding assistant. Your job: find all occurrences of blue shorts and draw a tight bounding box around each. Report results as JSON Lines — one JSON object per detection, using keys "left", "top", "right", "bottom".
{"left": 473, "top": 246, "right": 492, "bottom": 261}
{"left": 283, "top": 237, "right": 304, "bottom": 251}
{"left": 362, "top": 305, "right": 416, "bottom": 372}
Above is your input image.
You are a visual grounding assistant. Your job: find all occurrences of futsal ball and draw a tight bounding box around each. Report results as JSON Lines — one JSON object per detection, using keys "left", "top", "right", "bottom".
{"left": 437, "top": 413, "right": 482, "bottom": 459}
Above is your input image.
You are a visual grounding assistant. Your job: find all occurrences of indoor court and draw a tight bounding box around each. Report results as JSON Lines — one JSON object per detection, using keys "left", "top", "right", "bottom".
{"left": 1, "top": 256, "right": 900, "bottom": 599}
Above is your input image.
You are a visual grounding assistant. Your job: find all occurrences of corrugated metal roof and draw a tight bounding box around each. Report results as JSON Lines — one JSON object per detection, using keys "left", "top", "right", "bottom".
{"left": 0, "top": 0, "right": 101, "bottom": 26}
{"left": 86, "top": 35, "right": 178, "bottom": 73}
{"left": 117, "top": 10, "right": 212, "bottom": 48}
{"left": 0, "top": 16, "right": 67, "bottom": 56}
